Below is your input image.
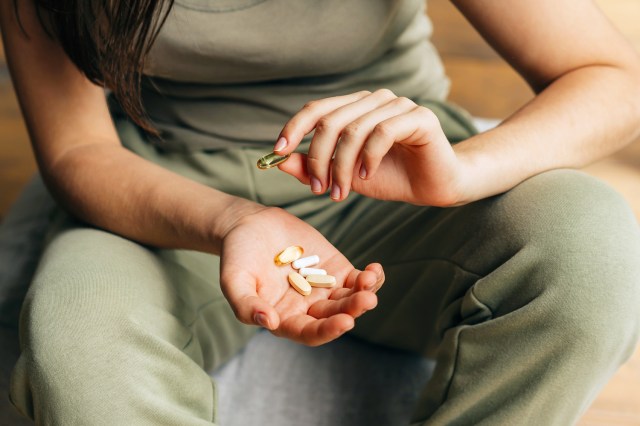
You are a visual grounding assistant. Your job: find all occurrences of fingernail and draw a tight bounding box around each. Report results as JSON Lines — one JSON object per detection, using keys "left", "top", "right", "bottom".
{"left": 254, "top": 312, "right": 270, "bottom": 329}
{"left": 359, "top": 164, "right": 367, "bottom": 179}
{"left": 330, "top": 183, "right": 341, "bottom": 200}
{"left": 311, "top": 177, "right": 322, "bottom": 193}
{"left": 364, "top": 282, "right": 376, "bottom": 291}
{"left": 274, "top": 137, "right": 288, "bottom": 152}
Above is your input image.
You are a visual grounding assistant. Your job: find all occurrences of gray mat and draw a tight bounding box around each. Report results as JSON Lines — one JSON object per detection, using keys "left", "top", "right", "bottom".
{"left": 213, "top": 331, "right": 432, "bottom": 426}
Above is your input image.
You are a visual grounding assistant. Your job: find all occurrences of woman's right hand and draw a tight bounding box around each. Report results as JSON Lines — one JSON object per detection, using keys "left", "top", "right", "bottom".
{"left": 273, "top": 90, "right": 474, "bottom": 207}
{"left": 219, "top": 207, "right": 385, "bottom": 346}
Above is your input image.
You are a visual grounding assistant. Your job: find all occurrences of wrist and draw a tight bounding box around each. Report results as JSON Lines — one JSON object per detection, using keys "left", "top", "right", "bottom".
{"left": 451, "top": 133, "right": 519, "bottom": 205}
{"left": 208, "top": 195, "right": 268, "bottom": 251}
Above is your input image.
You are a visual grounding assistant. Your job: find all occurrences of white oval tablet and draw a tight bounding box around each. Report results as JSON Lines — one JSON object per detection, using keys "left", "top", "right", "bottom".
{"left": 292, "top": 255, "right": 320, "bottom": 270}
{"left": 299, "top": 267, "right": 327, "bottom": 277}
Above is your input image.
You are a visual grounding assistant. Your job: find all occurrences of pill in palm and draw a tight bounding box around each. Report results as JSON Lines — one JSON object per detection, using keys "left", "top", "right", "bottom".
{"left": 299, "top": 267, "right": 327, "bottom": 277}
{"left": 292, "top": 255, "right": 320, "bottom": 270}
{"left": 306, "top": 274, "right": 337, "bottom": 288}
{"left": 288, "top": 272, "right": 312, "bottom": 296}
{"left": 274, "top": 246, "right": 304, "bottom": 266}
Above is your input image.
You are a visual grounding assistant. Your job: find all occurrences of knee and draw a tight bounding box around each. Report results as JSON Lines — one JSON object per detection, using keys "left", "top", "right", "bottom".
{"left": 18, "top": 237, "right": 181, "bottom": 377}
{"left": 488, "top": 170, "right": 639, "bottom": 272}
{"left": 490, "top": 169, "right": 637, "bottom": 246}
{"left": 13, "top": 267, "right": 212, "bottom": 424}
{"left": 504, "top": 170, "right": 640, "bottom": 361}
{"left": 20, "top": 264, "right": 135, "bottom": 376}
{"left": 476, "top": 170, "right": 640, "bottom": 362}
{"left": 540, "top": 269, "right": 640, "bottom": 372}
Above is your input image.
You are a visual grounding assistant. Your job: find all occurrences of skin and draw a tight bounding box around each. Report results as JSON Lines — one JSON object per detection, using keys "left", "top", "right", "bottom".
{"left": 2, "top": 0, "right": 640, "bottom": 346}
{"left": 221, "top": 207, "right": 383, "bottom": 346}
{"left": 275, "top": 2, "right": 640, "bottom": 206}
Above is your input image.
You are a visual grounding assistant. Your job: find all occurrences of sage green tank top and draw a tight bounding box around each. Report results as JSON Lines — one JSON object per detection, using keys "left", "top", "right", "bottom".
{"left": 131, "top": 0, "right": 449, "bottom": 151}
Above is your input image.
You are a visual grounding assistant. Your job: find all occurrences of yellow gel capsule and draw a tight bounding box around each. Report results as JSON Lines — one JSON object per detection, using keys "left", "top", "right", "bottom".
{"left": 288, "top": 272, "right": 312, "bottom": 296}
{"left": 257, "top": 152, "right": 291, "bottom": 170}
{"left": 274, "top": 246, "right": 304, "bottom": 266}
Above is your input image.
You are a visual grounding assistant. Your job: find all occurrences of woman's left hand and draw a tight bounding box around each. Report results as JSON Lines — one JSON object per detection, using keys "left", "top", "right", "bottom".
{"left": 274, "top": 89, "right": 471, "bottom": 206}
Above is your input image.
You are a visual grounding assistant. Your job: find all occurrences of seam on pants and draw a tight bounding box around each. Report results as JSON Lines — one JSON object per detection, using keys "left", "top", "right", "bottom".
{"left": 442, "top": 285, "right": 495, "bottom": 405}
{"left": 240, "top": 149, "right": 260, "bottom": 204}
{"left": 210, "top": 376, "right": 217, "bottom": 423}
{"left": 382, "top": 256, "right": 484, "bottom": 279}
{"left": 181, "top": 299, "right": 224, "bottom": 350}
{"left": 468, "top": 283, "right": 495, "bottom": 321}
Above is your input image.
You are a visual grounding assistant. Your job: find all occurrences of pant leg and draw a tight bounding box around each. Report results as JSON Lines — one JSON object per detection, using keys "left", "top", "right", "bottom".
{"left": 9, "top": 212, "right": 256, "bottom": 425}
{"left": 325, "top": 169, "right": 640, "bottom": 425}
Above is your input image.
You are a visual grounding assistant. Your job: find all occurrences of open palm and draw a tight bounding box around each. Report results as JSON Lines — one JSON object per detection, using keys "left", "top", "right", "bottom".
{"left": 219, "top": 207, "right": 384, "bottom": 346}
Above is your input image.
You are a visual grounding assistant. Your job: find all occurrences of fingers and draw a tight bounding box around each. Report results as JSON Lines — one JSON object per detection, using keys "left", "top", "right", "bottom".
{"left": 275, "top": 313, "right": 355, "bottom": 346}
{"left": 364, "top": 263, "right": 386, "bottom": 292}
{"left": 220, "top": 269, "right": 280, "bottom": 330}
{"left": 277, "top": 153, "right": 310, "bottom": 184}
{"left": 276, "top": 89, "right": 446, "bottom": 202}
{"left": 274, "top": 91, "right": 371, "bottom": 155}
{"left": 358, "top": 106, "right": 445, "bottom": 181}
{"left": 273, "top": 264, "right": 385, "bottom": 345}
{"left": 305, "top": 89, "right": 398, "bottom": 196}
{"left": 343, "top": 264, "right": 384, "bottom": 292}
{"left": 307, "top": 289, "right": 377, "bottom": 319}
{"left": 330, "top": 96, "right": 417, "bottom": 200}
{"left": 308, "top": 264, "right": 383, "bottom": 317}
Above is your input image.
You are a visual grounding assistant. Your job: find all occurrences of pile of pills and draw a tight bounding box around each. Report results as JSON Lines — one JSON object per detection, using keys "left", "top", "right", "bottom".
{"left": 274, "top": 246, "right": 337, "bottom": 296}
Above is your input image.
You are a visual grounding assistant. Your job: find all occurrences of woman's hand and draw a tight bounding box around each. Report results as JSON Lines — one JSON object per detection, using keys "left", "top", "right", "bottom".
{"left": 274, "top": 90, "right": 472, "bottom": 206}
{"left": 219, "top": 207, "right": 385, "bottom": 346}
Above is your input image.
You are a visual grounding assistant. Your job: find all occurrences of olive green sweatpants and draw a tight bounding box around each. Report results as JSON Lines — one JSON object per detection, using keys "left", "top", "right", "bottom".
{"left": 9, "top": 109, "right": 640, "bottom": 425}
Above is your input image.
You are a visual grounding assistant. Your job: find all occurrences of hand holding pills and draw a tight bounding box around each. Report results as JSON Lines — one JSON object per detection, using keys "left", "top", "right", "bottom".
{"left": 219, "top": 207, "right": 385, "bottom": 346}
{"left": 276, "top": 250, "right": 338, "bottom": 295}
{"left": 272, "top": 89, "right": 472, "bottom": 207}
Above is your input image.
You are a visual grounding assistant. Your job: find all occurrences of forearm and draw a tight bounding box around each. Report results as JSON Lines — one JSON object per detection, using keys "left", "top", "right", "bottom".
{"left": 454, "top": 64, "right": 640, "bottom": 203}
{"left": 43, "top": 142, "right": 265, "bottom": 255}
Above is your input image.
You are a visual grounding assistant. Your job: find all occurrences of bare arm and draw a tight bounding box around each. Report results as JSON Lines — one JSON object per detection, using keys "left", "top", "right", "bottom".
{"left": 272, "top": 1, "right": 640, "bottom": 207}
{"left": 451, "top": 0, "right": 640, "bottom": 201}
{"left": 0, "top": 0, "right": 264, "bottom": 255}
{"left": 0, "top": 1, "right": 387, "bottom": 344}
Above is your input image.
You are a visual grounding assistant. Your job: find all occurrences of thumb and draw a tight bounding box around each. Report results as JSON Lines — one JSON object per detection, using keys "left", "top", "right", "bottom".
{"left": 278, "top": 153, "right": 310, "bottom": 185}
{"left": 220, "top": 269, "right": 280, "bottom": 330}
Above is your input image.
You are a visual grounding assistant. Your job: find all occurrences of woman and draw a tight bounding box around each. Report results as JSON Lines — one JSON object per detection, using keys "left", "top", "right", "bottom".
{"left": 2, "top": 0, "right": 640, "bottom": 424}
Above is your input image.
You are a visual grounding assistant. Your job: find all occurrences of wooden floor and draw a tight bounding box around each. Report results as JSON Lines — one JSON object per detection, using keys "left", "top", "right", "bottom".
{"left": 0, "top": 1, "right": 639, "bottom": 423}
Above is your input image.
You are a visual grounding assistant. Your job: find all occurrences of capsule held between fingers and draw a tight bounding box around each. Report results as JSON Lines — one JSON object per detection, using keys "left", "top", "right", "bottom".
{"left": 257, "top": 152, "right": 291, "bottom": 169}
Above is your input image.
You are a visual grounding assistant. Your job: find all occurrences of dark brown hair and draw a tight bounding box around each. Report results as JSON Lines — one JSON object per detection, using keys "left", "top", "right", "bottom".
{"left": 16, "top": 0, "right": 174, "bottom": 134}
